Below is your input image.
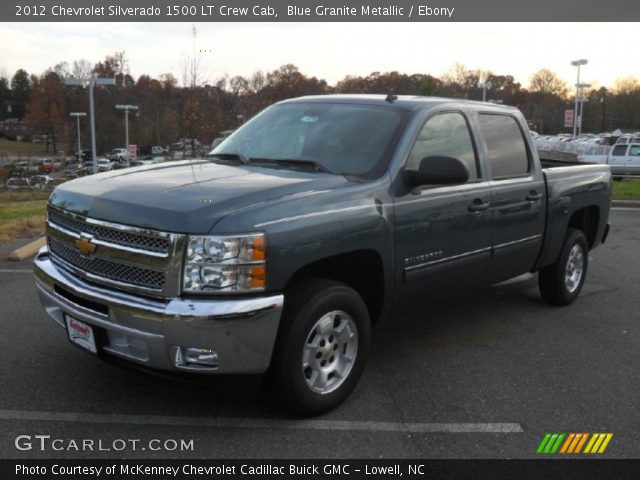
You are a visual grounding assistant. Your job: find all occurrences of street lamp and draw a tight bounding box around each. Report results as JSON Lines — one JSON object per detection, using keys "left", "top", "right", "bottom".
{"left": 69, "top": 112, "right": 86, "bottom": 161}
{"left": 115, "top": 104, "right": 138, "bottom": 166}
{"left": 576, "top": 83, "right": 591, "bottom": 137}
{"left": 65, "top": 76, "right": 116, "bottom": 174}
{"left": 478, "top": 81, "right": 492, "bottom": 102}
{"left": 571, "top": 59, "right": 588, "bottom": 138}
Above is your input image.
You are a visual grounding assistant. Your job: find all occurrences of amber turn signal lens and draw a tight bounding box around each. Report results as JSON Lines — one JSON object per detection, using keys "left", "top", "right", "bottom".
{"left": 250, "top": 265, "right": 266, "bottom": 288}
{"left": 252, "top": 236, "right": 266, "bottom": 261}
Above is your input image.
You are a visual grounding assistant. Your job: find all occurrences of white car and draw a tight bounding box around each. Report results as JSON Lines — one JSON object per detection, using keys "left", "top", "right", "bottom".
{"left": 6, "top": 177, "right": 30, "bottom": 190}
{"left": 31, "top": 174, "right": 54, "bottom": 189}
{"left": 151, "top": 146, "right": 168, "bottom": 155}
{"left": 107, "top": 148, "right": 128, "bottom": 161}
{"left": 97, "top": 158, "right": 114, "bottom": 172}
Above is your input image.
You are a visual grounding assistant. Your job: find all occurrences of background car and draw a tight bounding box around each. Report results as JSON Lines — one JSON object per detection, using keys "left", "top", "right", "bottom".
{"left": 63, "top": 163, "right": 86, "bottom": 179}
{"left": 38, "top": 158, "right": 57, "bottom": 173}
{"left": 30, "top": 174, "right": 54, "bottom": 189}
{"left": 5, "top": 177, "right": 30, "bottom": 190}
{"left": 151, "top": 145, "right": 169, "bottom": 155}
{"left": 107, "top": 148, "right": 128, "bottom": 162}
{"left": 75, "top": 150, "right": 92, "bottom": 162}
{"left": 97, "top": 158, "right": 114, "bottom": 172}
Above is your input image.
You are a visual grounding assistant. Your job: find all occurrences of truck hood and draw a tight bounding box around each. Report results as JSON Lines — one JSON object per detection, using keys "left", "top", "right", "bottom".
{"left": 49, "top": 160, "right": 350, "bottom": 233}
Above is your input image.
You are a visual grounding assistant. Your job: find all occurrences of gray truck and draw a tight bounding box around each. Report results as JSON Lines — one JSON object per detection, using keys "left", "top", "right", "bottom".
{"left": 34, "top": 95, "right": 611, "bottom": 415}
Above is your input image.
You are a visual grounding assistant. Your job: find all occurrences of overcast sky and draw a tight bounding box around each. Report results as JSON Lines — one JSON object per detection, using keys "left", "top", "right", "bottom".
{"left": 0, "top": 22, "right": 636, "bottom": 89}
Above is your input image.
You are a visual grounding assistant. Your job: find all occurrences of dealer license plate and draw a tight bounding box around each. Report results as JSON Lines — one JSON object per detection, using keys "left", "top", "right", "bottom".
{"left": 65, "top": 316, "right": 97, "bottom": 354}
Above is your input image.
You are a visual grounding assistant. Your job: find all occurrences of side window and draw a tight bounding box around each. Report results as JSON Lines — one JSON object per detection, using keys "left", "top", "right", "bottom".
{"left": 630, "top": 146, "right": 640, "bottom": 156}
{"left": 407, "top": 112, "right": 479, "bottom": 180}
{"left": 613, "top": 145, "right": 630, "bottom": 156}
{"left": 478, "top": 114, "right": 530, "bottom": 179}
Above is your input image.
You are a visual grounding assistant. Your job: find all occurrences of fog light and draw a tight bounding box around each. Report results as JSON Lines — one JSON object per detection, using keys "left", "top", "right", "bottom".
{"left": 173, "top": 346, "right": 219, "bottom": 369}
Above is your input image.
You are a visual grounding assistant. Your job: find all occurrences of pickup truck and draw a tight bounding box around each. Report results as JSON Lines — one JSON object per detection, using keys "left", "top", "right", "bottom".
{"left": 34, "top": 95, "right": 611, "bottom": 415}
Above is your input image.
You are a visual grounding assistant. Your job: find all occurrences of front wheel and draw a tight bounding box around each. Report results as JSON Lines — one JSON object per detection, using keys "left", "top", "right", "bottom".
{"left": 538, "top": 228, "right": 589, "bottom": 306}
{"left": 268, "top": 279, "right": 371, "bottom": 416}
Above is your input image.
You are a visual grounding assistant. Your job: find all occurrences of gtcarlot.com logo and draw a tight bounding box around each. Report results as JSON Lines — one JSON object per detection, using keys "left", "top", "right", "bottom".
{"left": 536, "top": 433, "right": 613, "bottom": 455}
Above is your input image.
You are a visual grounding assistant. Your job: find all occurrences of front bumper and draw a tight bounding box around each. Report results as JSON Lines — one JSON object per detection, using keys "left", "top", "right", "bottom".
{"left": 33, "top": 246, "right": 283, "bottom": 374}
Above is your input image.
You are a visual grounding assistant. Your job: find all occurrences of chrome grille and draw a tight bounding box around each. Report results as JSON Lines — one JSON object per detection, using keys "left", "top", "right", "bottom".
{"left": 49, "top": 238, "right": 166, "bottom": 290}
{"left": 48, "top": 209, "right": 170, "bottom": 254}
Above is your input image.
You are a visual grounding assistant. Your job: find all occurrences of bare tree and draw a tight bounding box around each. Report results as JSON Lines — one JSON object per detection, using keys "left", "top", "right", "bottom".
{"left": 529, "top": 69, "right": 568, "bottom": 98}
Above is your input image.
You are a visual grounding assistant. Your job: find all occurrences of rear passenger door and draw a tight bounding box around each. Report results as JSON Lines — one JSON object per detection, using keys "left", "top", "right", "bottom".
{"left": 476, "top": 113, "right": 546, "bottom": 283}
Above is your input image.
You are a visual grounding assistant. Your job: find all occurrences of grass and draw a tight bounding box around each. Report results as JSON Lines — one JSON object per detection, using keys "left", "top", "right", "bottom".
{"left": 612, "top": 179, "right": 640, "bottom": 200}
{"left": 0, "top": 190, "right": 49, "bottom": 243}
{"left": 0, "top": 137, "right": 51, "bottom": 159}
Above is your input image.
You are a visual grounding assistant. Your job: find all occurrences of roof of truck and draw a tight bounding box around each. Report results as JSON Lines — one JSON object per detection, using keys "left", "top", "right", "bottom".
{"left": 279, "top": 94, "right": 519, "bottom": 112}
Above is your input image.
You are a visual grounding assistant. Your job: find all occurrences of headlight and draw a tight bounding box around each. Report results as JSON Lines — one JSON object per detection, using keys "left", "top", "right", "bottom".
{"left": 183, "top": 233, "right": 266, "bottom": 293}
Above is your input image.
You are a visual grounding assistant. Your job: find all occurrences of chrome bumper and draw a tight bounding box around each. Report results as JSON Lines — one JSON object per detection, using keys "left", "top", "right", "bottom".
{"left": 33, "top": 246, "right": 283, "bottom": 374}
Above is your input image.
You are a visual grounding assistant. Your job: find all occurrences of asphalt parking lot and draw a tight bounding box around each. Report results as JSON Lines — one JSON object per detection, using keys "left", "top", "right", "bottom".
{"left": 0, "top": 208, "right": 638, "bottom": 459}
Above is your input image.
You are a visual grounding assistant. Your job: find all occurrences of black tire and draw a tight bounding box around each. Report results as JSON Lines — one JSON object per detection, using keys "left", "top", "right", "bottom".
{"left": 538, "top": 228, "right": 589, "bottom": 306}
{"left": 268, "top": 279, "right": 371, "bottom": 416}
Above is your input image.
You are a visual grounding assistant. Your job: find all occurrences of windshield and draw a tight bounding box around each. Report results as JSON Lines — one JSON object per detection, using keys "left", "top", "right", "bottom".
{"left": 210, "top": 102, "right": 404, "bottom": 177}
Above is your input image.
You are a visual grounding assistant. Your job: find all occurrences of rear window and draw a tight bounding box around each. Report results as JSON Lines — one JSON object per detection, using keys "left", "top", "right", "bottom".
{"left": 478, "top": 114, "right": 530, "bottom": 179}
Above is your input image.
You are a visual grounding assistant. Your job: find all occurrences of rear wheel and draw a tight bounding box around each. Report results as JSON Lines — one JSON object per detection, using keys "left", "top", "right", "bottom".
{"left": 268, "top": 279, "right": 370, "bottom": 416}
{"left": 538, "top": 228, "right": 589, "bottom": 306}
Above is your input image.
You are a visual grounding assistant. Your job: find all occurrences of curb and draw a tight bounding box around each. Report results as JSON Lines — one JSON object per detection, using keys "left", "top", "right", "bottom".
{"left": 612, "top": 200, "right": 640, "bottom": 208}
{"left": 7, "top": 237, "right": 45, "bottom": 261}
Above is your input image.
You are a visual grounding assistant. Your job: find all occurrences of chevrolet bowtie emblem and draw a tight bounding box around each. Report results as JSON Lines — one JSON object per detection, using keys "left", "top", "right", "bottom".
{"left": 75, "top": 236, "right": 97, "bottom": 255}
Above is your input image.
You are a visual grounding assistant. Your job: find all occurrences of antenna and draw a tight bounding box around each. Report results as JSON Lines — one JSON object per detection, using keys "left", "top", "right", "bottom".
{"left": 385, "top": 90, "right": 398, "bottom": 103}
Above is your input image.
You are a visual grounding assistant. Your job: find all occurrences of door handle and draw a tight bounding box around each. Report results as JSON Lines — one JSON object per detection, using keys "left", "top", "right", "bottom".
{"left": 468, "top": 199, "right": 490, "bottom": 212}
{"left": 526, "top": 191, "right": 543, "bottom": 201}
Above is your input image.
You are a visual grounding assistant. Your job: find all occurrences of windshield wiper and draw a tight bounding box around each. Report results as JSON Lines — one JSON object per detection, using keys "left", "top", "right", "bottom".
{"left": 207, "top": 152, "right": 250, "bottom": 165}
{"left": 249, "top": 158, "right": 332, "bottom": 174}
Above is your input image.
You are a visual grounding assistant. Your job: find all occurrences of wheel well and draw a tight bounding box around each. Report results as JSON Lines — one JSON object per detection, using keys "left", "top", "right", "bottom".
{"left": 568, "top": 206, "right": 600, "bottom": 249}
{"left": 286, "top": 250, "right": 385, "bottom": 325}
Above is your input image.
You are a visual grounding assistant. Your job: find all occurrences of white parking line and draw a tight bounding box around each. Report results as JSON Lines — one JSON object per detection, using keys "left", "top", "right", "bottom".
{"left": 0, "top": 269, "right": 32, "bottom": 273}
{"left": 0, "top": 409, "right": 522, "bottom": 433}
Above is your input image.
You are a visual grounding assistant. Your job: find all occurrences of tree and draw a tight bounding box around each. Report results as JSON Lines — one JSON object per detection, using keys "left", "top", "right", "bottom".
{"left": 24, "top": 70, "right": 65, "bottom": 152}
{"left": 72, "top": 60, "right": 93, "bottom": 80}
{"left": 529, "top": 69, "right": 568, "bottom": 98}
{"left": 10, "top": 69, "right": 31, "bottom": 119}
{"left": 0, "top": 77, "right": 10, "bottom": 121}
{"left": 612, "top": 76, "right": 640, "bottom": 95}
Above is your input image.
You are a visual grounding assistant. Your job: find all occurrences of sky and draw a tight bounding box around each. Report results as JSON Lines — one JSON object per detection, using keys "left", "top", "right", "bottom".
{"left": 0, "top": 22, "right": 637, "bottom": 89}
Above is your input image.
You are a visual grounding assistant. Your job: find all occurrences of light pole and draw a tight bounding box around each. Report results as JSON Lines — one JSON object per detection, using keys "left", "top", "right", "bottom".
{"left": 65, "top": 76, "right": 116, "bottom": 174}
{"left": 478, "top": 81, "right": 492, "bottom": 102}
{"left": 69, "top": 112, "right": 86, "bottom": 161}
{"left": 156, "top": 111, "right": 160, "bottom": 145}
{"left": 571, "top": 59, "right": 588, "bottom": 139}
{"left": 115, "top": 104, "right": 138, "bottom": 166}
{"left": 576, "top": 83, "right": 591, "bottom": 137}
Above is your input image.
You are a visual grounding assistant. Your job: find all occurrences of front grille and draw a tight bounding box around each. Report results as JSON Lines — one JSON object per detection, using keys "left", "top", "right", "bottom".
{"left": 49, "top": 238, "right": 166, "bottom": 291}
{"left": 48, "top": 209, "right": 170, "bottom": 254}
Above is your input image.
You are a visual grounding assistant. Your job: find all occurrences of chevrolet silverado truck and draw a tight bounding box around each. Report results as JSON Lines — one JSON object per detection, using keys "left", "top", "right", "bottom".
{"left": 34, "top": 95, "right": 611, "bottom": 415}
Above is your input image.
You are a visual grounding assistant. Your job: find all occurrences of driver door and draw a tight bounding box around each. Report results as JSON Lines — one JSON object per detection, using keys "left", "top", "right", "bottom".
{"left": 393, "top": 110, "right": 493, "bottom": 312}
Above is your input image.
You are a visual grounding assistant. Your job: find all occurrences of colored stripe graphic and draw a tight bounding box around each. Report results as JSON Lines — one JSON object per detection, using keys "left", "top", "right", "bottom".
{"left": 537, "top": 433, "right": 613, "bottom": 454}
{"left": 584, "top": 433, "right": 614, "bottom": 454}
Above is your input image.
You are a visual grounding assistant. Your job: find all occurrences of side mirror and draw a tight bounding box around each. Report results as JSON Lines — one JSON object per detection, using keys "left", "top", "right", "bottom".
{"left": 406, "top": 156, "right": 470, "bottom": 187}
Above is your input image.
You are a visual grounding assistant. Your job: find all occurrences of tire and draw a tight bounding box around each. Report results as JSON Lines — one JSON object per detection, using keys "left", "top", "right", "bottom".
{"left": 538, "top": 228, "right": 589, "bottom": 306}
{"left": 268, "top": 279, "right": 371, "bottom": 416}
